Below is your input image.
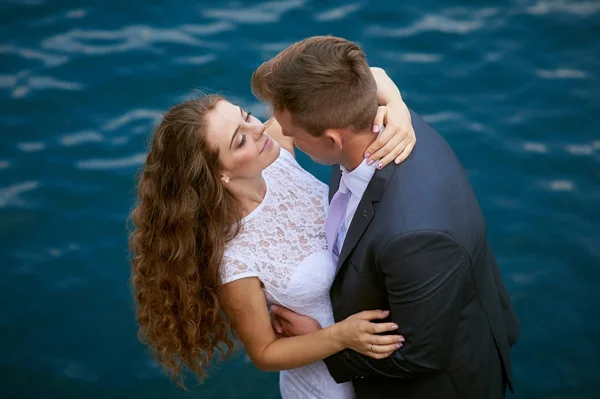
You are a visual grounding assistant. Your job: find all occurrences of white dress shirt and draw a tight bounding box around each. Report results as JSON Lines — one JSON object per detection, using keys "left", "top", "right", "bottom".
{"left": 333, "top": 158, "right": 377, "bottom": 258}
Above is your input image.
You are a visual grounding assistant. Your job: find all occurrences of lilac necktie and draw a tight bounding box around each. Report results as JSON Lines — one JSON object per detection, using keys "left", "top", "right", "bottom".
{"left": 326, "top": 180, "right": 351, "bottom": 262}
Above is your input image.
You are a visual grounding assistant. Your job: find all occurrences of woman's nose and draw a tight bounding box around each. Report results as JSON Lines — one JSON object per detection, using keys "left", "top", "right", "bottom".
{"left": 252, "top": 124, "right": 264, "bottom": 140}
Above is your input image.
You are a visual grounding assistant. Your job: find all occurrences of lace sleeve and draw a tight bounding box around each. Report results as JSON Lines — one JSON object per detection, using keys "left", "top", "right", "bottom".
{"left": 220, "top": 253, "right": 260, "bottom": 285}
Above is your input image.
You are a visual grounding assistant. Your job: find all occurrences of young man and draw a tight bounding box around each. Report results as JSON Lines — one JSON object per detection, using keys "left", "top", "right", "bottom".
{"left": 253, "top": 36, "right": 520, "bottom": 399}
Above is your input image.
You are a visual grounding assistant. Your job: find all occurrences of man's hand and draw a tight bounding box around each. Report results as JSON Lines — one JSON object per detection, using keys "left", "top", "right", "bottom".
{"left": 270, "top": 305, "right": 322, "bottom": 337}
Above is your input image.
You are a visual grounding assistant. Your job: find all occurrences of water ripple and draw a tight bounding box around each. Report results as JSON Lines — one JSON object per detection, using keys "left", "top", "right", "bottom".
{"left": 422, "top": 112, "right": 462, "bottom": 123}
{"left": 526, "top": 0, "right": 600, "bottom": 16}
{"left": 0, "top": 45, "right": 68, "bottom": 67}
{"left": 203, "top": 0, "right": 305, "bottom": 24}
{"left": 565, "top": 144, "right": 594, "bottom": 155}
{"left": 65, "top": 9, "right": 87, "bottom": 19}
{"left": 42, "top": 25, "right": 219, "bottom": 55}
{"left": 102, "top": 109, "right": 162, "bottom": 132}
{"left": 0, "top": 181, "right": 39, "bottom": 208}
{"left": 536, "top": 68, "right": 588, "bottom": 79}
{"left": 180, "top": 21, "right": 235, "bottom": 35}
{"left": 523, "top": 142, "right": 549, "bottom": 153}
{"left": 16, "top": 142, "right": 45, "bottom": 152}
{"left": 59, "top": 131, "right": 104, "bottom": 147}
{"left": 368, "top": 14, "right": 484, "bottom": 37}
{"left": 381, "top": 51, "right": 442, "bottom": 64}
{"left": 76, "top": 153, "right": 146, "bottom": 170}
{"left": 549, "top": 180, "right": 575, "bottom": 191}
{"left": 3, "top": 71, "right": 82, "bottom": 98}
{"left": 175, "top": 54, "right": 217, "bottom": 65}
{"left": 315, "top": 3, "right": 362, "bottom": 22}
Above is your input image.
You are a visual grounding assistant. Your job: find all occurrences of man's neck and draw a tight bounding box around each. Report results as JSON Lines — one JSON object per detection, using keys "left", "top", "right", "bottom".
{"left": 339, "top": 130, "right": 378, "bottom": 171}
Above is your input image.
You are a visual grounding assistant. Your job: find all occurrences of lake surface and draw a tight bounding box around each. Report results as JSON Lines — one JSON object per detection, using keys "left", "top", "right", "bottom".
{"left": 1, "top": 0, "right": 599, "bottom": 398}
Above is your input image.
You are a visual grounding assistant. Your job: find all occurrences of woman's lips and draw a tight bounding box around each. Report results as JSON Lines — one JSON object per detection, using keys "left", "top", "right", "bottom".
{"left": 261, "top": 135, "right": 271, "bottom": 153}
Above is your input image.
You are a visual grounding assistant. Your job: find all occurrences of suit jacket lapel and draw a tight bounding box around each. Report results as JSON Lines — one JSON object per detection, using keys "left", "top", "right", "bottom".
{"left": 335, "top": 162, "right": 396, "bottom": 271}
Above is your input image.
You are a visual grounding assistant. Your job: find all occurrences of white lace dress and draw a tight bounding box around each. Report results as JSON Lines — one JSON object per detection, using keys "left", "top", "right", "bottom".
{"left": 220, "top": 148, "right": 355, "bottom": 399}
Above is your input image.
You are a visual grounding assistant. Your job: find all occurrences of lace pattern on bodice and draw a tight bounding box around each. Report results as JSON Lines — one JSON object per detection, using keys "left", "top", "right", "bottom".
{"left": 220, "top": 148, "right": 329, "bottom": 297}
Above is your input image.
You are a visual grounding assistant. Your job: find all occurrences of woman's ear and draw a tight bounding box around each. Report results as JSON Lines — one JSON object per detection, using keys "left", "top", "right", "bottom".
{"left": 324, "top": 129, "right": 343, "bottom": 151}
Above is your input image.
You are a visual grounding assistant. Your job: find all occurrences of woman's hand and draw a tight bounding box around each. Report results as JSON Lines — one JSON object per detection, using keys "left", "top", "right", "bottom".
{"left": 365, "top": 102, "right": 416, "bottom": 169}
{"left": 335, "top": 310, "right": 404, "bottom": 360}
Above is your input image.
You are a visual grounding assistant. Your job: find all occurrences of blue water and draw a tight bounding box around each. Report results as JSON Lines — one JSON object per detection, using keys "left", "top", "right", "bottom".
{"left": 1, "top": 1, "right": 599, "bottom": 398}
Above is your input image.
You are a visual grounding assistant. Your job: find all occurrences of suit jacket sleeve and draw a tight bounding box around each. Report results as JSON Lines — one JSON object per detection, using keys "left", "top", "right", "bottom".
{"left": 324, "top": 230, "right": 470, "bottom": 382}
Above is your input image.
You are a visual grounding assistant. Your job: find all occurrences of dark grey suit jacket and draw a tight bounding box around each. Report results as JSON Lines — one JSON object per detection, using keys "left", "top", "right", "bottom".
{"left": 323, "top": 110, "right": 520, "bottom": 399}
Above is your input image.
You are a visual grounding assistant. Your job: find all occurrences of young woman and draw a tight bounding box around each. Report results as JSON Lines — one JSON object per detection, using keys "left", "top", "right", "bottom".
{"left": 129, "top": 68, "right": 414, "bottom": 398}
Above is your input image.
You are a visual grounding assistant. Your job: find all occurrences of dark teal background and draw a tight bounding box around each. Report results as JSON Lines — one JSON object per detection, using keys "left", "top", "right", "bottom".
{"left": 1, "top": 1, "right": 599, "bottom": 398}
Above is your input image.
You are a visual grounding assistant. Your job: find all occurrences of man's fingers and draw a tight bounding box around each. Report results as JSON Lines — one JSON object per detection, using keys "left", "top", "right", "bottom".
{"left": 272, "top": 315, "right": 283, "bottom": 334}
{"left": 270, "top": 304, "right": 294, "bottom": 320}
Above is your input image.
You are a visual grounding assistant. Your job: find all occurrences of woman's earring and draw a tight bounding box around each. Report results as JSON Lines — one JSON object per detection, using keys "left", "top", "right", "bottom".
{"left": 222, "top": 176, "right": 230, "bottom": 184}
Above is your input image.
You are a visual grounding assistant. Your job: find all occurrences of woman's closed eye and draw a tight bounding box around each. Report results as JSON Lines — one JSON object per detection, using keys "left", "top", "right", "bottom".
{"left": 237, "top": 111, "right": 252, "bottom": 149}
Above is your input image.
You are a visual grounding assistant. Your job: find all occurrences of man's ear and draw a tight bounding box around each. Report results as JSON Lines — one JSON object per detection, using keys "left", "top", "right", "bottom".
{"left": 323, "top": 129, "right": 344, "bottom": 151}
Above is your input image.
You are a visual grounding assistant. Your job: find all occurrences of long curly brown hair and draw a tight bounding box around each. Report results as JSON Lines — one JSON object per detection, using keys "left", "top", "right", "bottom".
{"left": 128, "top": 95, "right": 242, "bottom": 388}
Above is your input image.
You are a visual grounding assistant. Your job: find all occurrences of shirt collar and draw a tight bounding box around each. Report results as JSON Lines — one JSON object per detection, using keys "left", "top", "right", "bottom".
{"left": 340, "top": 158, "right": 377, "bottom": 197}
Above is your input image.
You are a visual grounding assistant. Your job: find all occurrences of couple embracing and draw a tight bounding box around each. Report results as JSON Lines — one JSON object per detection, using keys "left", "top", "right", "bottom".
{"left": 130, "top": 36, "right": 519, "bottom": 399}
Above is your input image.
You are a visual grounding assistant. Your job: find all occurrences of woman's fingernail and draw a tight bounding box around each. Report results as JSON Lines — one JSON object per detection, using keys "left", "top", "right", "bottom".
{"left": 367, "top": 159, "right": 375, "bottom": 166}
{"left": 271, "top": 305, "right": 278, "bottom": 311}
{"left": 396, "top": 343, "right": 403, "bottom": 349}
{"left": 398, "top": 337, "right": 405, "bottom": 342}
{"left": 391, "top": 324, "right": 398, "bottom": 329}
{"left": 364, "top": 152, "right": 371, "bottom": 159}
{"left": 377, "top": 163, "right": 383, "bottom": 169}
{"left": 383, "top": 310, "right": 390, "bottom": 314}
{"left": 372, "top": 125, "right": 380, "bottom": 133}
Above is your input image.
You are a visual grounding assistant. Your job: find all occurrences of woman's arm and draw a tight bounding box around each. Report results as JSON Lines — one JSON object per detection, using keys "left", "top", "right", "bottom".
{"left": 222, "top": 277, "right": 402, "bottom": 372}
{"left": 371, "top": 67, "right": 403, "bottom": 106}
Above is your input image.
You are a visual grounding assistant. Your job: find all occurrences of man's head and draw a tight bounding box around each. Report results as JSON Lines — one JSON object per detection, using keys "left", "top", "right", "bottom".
{"left": 251, "top": 36, "right": 378, "bottom": 165}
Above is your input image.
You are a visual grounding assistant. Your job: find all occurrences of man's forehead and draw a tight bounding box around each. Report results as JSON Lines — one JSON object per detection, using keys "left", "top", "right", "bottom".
{"left": 274, "top": 109, "right": 297, "bottom": 130}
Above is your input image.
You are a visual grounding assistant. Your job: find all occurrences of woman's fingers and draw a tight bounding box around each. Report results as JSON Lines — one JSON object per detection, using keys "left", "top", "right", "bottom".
{"left": 394, "top": 140, "right": 415, "bottom": 164}
{"left": 370, "top": 106, "right": 386, "bottom": 135}
{"left": 369, "top": 343, "right": 402, "bottom": 354}
{"left": 365, "top": 107, "right": 388, "bottom": 158}
{"left": 368, "top": 321, "right": 399, "bottom": 334}
{"left": 355, "top": 309, "right": 390, "bottom": 321}
{"left": 370, "top": 135, "right": 406, "bottom": 168}
{"left": 368, "top": 351, "right": 395, "bottom": 360}
{"left": 370, "top": 334, "right": 405, "bottom": 345}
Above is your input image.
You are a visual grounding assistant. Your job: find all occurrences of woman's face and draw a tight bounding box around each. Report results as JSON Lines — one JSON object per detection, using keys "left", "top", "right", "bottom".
{"left": 206, "top": 100, "right": 280, "bottom": 182}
